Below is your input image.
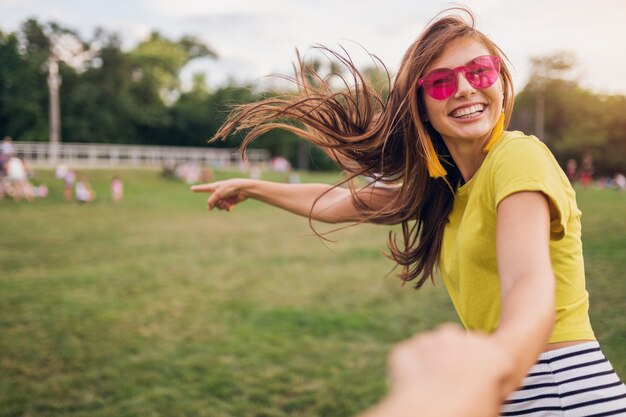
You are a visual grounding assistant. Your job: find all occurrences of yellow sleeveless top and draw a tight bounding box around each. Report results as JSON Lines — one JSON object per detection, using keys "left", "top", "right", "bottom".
{"left": 439, "top": 130, "right": 595, "bottom": 343}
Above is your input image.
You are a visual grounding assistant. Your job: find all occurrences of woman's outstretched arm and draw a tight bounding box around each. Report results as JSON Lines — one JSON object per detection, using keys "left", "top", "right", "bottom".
{"left": 493, "top": 191, "right": 556, "bottom": 394}
{"left": 191, "top": 179, "right": 395, "bottom": 224}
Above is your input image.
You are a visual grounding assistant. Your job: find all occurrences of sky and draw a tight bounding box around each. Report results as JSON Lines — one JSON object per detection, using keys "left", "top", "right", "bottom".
{"left": 1, "top": 0, "right": 626, "bottom": 95}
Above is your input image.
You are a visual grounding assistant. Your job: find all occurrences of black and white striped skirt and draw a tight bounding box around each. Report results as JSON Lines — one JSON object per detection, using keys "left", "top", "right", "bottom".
{"left": 501, "top": 341, "right": 626, "bottom": 416}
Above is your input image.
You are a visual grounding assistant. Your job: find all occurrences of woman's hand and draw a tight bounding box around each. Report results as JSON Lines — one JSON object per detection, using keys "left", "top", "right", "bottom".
{"left": 191, "top": 179, "right": 251, "bottom": 211}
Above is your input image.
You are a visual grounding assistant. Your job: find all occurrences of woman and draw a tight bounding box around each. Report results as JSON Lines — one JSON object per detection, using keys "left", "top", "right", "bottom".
{"left": 193, "top": 8, "right": 626, "bottom": 415}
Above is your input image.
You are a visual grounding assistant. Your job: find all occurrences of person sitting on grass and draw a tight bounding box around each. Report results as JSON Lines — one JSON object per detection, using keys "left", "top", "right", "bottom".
{"left": 75, "top": 176, "right": 95, "bottom": 204}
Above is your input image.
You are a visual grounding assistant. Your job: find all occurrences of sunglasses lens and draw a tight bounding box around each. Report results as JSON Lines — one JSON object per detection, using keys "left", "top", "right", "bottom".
{"left": 422, "top": 69, "right": 457, "bottom": 100}
{"left": 465, "top": 56, "right": 500, "bottom": 89}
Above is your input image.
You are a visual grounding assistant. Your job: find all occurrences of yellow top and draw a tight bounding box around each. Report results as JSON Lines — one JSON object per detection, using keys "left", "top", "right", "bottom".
{"left": 439, "top": 130, "right": 595, "bottom": 343}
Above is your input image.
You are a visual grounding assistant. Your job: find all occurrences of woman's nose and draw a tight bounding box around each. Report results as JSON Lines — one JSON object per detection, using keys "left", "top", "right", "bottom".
{"left": 454, "top": 71, "right": 476, "bottom": 99}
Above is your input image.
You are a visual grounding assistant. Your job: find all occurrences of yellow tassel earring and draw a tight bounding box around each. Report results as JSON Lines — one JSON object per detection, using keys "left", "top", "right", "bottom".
{"left": 426, "top": 111, "right": 505, "bottom": 178}
{"left": 425, "top": 138, "right": 447, "bottom": 178}
{"left": 483, "top": 112, "right": 505, "bottom": 152}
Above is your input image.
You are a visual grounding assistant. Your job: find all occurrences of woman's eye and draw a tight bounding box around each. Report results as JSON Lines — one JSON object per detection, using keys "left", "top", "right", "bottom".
{"left": 469, "top": 66, "right": 489, "bottom": 76}
{"left": 432, "top": 77, "right": 453, "bottom": 87}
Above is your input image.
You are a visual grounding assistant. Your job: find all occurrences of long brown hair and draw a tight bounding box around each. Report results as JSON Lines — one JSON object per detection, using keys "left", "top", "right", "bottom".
{"left": 213, "top": 7, "right": 515, "bottom": 288}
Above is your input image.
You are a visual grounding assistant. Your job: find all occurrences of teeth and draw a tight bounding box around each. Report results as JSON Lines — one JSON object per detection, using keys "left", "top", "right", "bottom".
{"left": 451, "top": 104, "right": 485, "bottom": 118}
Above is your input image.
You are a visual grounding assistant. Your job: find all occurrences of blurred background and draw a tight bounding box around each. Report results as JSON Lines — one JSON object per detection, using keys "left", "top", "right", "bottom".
{"left": 1, "top": 1, "right": 625, "bottom": 417}
{"left": 1, "top": 0, "right": 626, "bottom": 171}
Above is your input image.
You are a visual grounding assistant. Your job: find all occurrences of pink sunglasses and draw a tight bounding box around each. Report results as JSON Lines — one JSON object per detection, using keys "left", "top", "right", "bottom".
{"left": 418, "top": 55, "right": 501, "bottom": 100}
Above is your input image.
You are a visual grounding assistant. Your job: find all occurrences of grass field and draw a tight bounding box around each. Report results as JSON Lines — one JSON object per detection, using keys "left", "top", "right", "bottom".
{"left": 1, "top": 168, "right": 625, "bottom": 417}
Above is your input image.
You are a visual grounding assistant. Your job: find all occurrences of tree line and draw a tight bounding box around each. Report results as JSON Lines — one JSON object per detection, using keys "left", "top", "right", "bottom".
{"left": 1, "top": 19, "right": 624, "bottom": 173}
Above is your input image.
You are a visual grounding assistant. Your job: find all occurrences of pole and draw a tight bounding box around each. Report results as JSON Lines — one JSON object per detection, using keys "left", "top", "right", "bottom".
{"left": 48, "top": 57, "right": 61, "bottom": 164}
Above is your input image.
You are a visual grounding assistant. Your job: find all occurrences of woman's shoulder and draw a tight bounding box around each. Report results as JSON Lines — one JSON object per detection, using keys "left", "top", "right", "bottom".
{"left": 490, "top": 130, "right": 555, "bottom": 164}
{"left": 496, "top": 130, "right": 546, "bottom": 149}
{"left": 485, "top": 130, "right": 570, "bottom": 190}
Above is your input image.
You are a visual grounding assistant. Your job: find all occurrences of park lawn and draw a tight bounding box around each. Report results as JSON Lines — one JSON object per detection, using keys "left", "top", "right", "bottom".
{"left": 0, "top": 168, "right": 624, "bottom": 417}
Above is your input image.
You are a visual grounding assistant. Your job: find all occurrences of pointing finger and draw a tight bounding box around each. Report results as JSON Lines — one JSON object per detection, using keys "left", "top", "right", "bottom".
{"left": 191, "top": 183, "right": 218, "bottom": 193}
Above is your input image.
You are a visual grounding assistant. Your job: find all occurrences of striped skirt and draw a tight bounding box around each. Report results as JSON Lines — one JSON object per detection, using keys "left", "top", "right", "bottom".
{"left": 501, "top": 342, "right": 626, "bottom": 416}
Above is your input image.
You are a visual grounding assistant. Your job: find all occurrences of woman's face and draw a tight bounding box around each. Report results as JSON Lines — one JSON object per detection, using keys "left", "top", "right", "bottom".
{"left": 421, "top": 37, "right": 504, "bottom": 148}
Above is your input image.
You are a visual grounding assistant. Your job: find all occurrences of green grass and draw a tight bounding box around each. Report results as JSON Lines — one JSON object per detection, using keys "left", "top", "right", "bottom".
{"left": 1, "top": 169, "right": 624, "bottom": 417}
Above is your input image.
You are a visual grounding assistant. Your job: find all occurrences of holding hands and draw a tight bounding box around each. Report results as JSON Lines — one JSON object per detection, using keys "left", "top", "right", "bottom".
{"left": 362, "top": 324, "right": 514, "bottom": 417}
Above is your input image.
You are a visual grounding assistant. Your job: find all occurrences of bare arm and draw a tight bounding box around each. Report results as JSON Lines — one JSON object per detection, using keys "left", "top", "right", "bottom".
{"left": 191, "top": 179, "right": 395, "bottom": 223}
{"left": 493, "top": 191, "right": 556, "bottom": 394}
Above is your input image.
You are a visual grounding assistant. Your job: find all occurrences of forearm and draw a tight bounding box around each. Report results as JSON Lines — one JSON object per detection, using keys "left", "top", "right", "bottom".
{"left": 494, "top": 272, "right": 555, "bottom": 394}
{"left": 243, "top": 180, "right": 359, "bottom": 223}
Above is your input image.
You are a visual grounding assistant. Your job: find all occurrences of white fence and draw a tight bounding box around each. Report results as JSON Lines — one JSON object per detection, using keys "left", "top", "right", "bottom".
{"left": 13, "top": 141, "right": 271, "bottom": 169}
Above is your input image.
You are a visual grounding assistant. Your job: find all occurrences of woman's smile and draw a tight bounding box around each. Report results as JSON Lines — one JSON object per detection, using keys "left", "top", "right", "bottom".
{"left": 449, "top": 103, "right": 487, "bottom": 120}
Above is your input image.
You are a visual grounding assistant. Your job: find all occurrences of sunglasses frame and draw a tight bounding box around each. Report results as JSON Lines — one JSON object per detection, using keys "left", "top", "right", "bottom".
{"left": 418, "top": 55, "right": 501, "bottom": 100}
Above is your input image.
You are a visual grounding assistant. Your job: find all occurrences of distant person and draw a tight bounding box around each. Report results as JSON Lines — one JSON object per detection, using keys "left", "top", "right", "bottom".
{"left": 63, "top": 169, "right": 76, "bottom": 201}
{"left": 200, "top": 167, "right": 213, "bottom": 183}
{"left": 111, "top": 176, "right": 123, "bottom": 203}
{"left": 0, "top": 137, "right": 14, "bottom": 199}
{"left": 565, "top": 158, "right": 578, "bottom": 183}
{"left": 194, "top": 6, "right": 626, "bottom": 414}
{"left": 271, "top": 156, "right": 291, "bottom": 173}
{"left": 6, "top": 155, "right": 34, "bottom": 202}
{"left": 580, "top": 154, "right": 594, "bottom": 186}
{"left": 75, "top": 176, "right": 95, "bottom": 203}
{"left": 0, "top": 175, "right": 5, "bottom": 201}
{"left": 162, "top": 158, "right": 176, "bottom": 179}
{"left": 34, "top": 184, "right": 48, "bottom": 198}
{"left": 176, "top": 161, "right": 200, "bottom": 184}
{"left": 2, "top": 136, "right": 15, "bottom": 157}
{"left": 55, "top": 164, "right": 68, "bottom": 180}
{"left": 0, "top": 150, "right": 6, "bottom": 200}
{"left": 615, "top": 173, "right": 626, "bottom": 191}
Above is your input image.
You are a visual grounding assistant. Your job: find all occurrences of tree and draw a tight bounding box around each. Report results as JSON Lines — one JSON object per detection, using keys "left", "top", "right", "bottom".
{"left": 60, "top": 30, "right": 139, "bottom": 143}
{"left": 511, "top": 52, "right": 626, "bottom": 175}
{"left": 0, "top": 22, "right": 49, "bottom": 140}
{"left": 125, "top": 32, "right": 217, "bottom": 145}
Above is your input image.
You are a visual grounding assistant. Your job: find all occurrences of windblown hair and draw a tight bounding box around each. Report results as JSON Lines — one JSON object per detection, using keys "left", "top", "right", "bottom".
{"left": 212, "top": 7, "right": 515, "bottom": 288}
